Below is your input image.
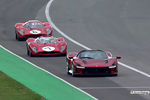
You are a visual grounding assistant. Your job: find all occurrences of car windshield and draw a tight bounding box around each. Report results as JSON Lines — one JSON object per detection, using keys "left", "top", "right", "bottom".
{"left": 35, "top": 37, "right": 59, "bottom": 44}
{"left": 24, "top": 22, "right": 45, "bottom": 29}
{"left": 78, "top": 50, "right": 108, "bottom": 59}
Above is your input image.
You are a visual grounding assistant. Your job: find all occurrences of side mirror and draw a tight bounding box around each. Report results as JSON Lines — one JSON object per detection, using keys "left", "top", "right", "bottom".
{"left": 116, "top": 56, "right": 121, "bottom": 59}
{"left": 68, "top": 52, "right": 78, "bottom": 59}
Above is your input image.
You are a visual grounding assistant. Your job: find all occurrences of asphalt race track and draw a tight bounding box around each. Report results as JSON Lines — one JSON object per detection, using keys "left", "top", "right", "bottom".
{"left": 0, "top": 0, "right": 150, "bottom": 100}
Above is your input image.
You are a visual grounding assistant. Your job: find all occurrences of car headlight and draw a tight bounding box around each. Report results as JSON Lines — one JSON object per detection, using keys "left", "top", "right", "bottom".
{"left": 76, "top": 65, "right": 85, "bottom": 69}
{"left": 109, "top": 64, "right": 116, "bottom": 68}
{"left": 32, "top": 47, "right": 38, "bottom": 53}
{"left": 60, "top": 46, "right": 66, "bottom": 52}
{"left": 19, "top": 29, "right": 24, "bottom": 36}
{"left": 46, "top": 29, "right": 51, "bottom": 35}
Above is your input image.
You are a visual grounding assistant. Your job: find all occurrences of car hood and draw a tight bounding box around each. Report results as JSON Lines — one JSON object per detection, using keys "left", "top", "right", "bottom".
{"left": 74, "top": 59, "right": 116, "bottom": 68}
{"left": 37, "top": 43, "right": 60, "bottom": 47}
{"left": 34, "top": 42, "right": 66, "bottom": 52}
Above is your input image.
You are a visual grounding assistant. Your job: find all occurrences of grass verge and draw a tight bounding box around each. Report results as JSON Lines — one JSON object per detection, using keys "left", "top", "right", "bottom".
{"left": 0, "top": 71, "right": 45, "bottom": 100}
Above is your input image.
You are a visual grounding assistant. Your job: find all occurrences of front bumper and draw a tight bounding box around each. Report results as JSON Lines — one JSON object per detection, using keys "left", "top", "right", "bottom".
{"left": 74, "top": 67, "right": 118, "bottom": 76}
{"left": 31, "top": 50, "right": 67, "bottom": 56}
{"left": 17, "top": 33, "right": 52, "bottom": 39}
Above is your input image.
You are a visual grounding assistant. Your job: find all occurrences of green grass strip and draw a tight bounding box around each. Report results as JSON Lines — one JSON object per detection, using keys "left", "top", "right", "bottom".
{"left": 0, "top": 71, "right": 45, "bottom": 100}
{"left": 0, "top": 46, "right": 94, "bottom": 100}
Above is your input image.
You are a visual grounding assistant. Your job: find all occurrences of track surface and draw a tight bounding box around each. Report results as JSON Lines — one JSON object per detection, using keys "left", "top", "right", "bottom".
{"left": 0, "top": 0, "right": 150, "bottom": 100}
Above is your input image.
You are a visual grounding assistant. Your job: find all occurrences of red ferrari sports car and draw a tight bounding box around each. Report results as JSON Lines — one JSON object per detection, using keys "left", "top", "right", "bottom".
{"left": 66, "top": 50, "right": 121, "bottom": 76}
{"left": 15, "top": 20, "right": 53, "bottom": 40}
{"left": 26, "top": 36, "right": 67, "bottom": 56}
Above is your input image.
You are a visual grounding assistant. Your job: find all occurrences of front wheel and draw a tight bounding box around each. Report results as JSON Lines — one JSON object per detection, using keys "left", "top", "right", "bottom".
{"left": 61, "top": 53, "right": 66, "bottom": 57}
{"left": 16, "top": 33, "right": 22, "bottom": 41}
{"left": 71, "top": 65, "right": 76, "bottom": 77}
{"left": 66, "top": 62, "right": 70, "bottom": 75}
{"left": 112, "top": 74, "right": 118, "bottom": 76}
{"left": 27, "top": 48, "right": 29, "bottom": 56}
{"left": 27, "top": 48, "right": 34, "bottom": 57}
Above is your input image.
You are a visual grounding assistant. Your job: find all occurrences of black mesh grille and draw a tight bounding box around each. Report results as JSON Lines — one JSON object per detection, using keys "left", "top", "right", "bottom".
{"left": 83, "top": 67, "right": 111, "bottom": 75}
{"left": 39, "top": 51, "right": 60, "bottom": 54}
{"left": 25, "top": 34, "right": 42, "bottom": 38}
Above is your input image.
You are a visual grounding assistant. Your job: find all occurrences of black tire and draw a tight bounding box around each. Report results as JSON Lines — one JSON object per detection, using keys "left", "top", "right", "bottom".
{"left": 67, "top": 67, "right": 70, "bottom": 75}
{"left": 16, "top": 33, "right": 18, "bottom": 40}
{"left": 66, "top": 62, "right": 71, "bottom": 75}
{"left": 16, "top": 33, "right": 22, "bottom": 41}
{"left": 111, "top": 74, "right": 118, "bottom": 76}
{"left": 62, "top": 53, "right": 67, "bottom": 56}
{"left": 71, "top": 65, "right": 76, "bottom": 77}
{"left": 27, "top": 48, "right": 29, "bottom": 56}
{"left": 28, "top": 48, "right": 33, "bottom": 57}
{"left": 15, "top": 28, "right": 23, "bottom": 41}
{"left": 26, "top": 45, "right": 30, "bottom": 56}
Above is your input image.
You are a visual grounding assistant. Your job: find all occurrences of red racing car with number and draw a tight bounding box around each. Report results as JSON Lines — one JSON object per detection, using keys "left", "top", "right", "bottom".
{"left": 26, "top": 36, "right": 67, "bottom": 56}
{"left": 66, "top": 50, "right": 121, "bottom": 76}
{"left": 15, "top": 20, "right": 53, "bottom": 40}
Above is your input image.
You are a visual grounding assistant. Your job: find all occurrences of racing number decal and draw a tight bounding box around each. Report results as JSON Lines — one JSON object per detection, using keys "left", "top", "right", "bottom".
{"left": 42, "top": 46, "right": 55, "bottom": 52}
{"left": 30, "top": 30, "right": 41, "bottom": 34}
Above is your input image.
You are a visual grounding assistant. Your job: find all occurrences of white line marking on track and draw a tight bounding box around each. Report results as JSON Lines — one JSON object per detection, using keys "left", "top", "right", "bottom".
{"left": 45, "top": 0, "right": 90, "bottom": 50}
{"left": 45, "top": 0, "right": 150, "bottom": 78}
{"left": 119, "top": 62, "right": 150, "bottom": 77}
{"left": 79, "top": 87, "right": 150, "bottom": 90}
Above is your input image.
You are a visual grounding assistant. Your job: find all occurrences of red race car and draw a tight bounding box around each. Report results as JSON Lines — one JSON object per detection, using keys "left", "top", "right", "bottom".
{"left": 26, "top": 36, "right": 67, "bottom": 56}
{"left": 15, "top": 20, "right": 53, "bottom": 40}
{"left": 66, "top": 50, "right": 121, "bottom": 76}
